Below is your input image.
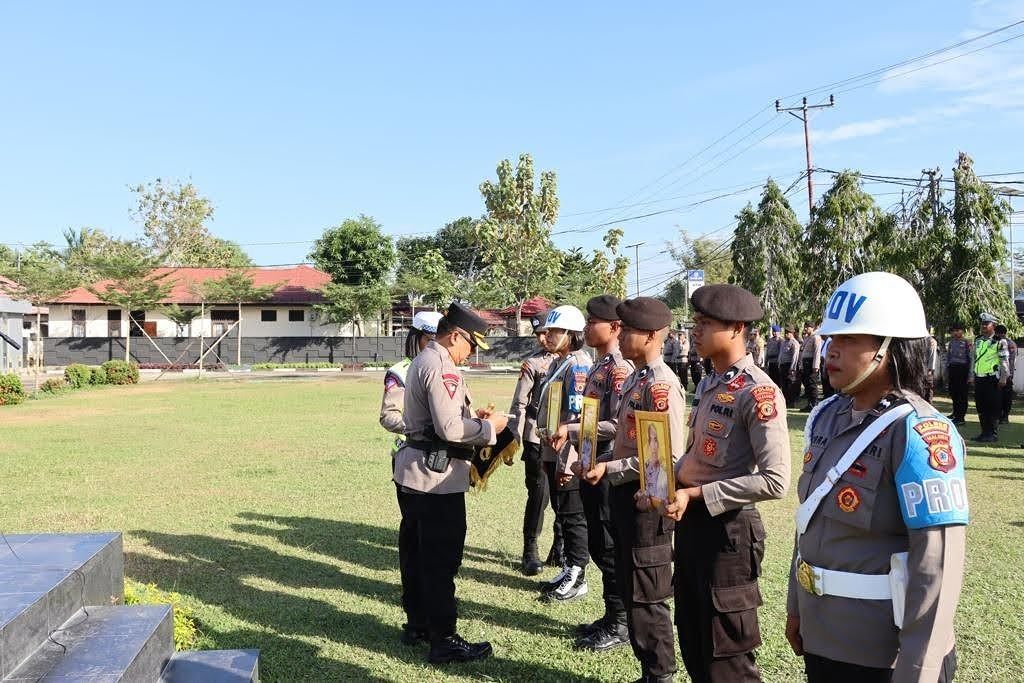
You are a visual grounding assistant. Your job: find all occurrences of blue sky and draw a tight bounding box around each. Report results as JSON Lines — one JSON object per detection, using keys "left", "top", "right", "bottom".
{"left": 2, "top": 1, "right": 1023, "bottom": 295}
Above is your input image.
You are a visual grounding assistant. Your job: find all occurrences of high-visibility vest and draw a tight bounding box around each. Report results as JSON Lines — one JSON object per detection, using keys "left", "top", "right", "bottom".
{"left": 386, "top": 358, "right": 412, "bottom": 455}
{"left": 974, "top": 338, "right": 999, "bottom": 377}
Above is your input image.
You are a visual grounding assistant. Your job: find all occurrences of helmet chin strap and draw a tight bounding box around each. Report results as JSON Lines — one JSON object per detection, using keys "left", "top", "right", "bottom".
{"left": 840, "top": 336, "right": 892, "bottom": 394}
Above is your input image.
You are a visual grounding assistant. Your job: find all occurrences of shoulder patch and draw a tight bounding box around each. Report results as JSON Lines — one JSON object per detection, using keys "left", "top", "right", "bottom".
{"left": 727, "top": 375, "right": 747, "bottom": 392}
{"left": 751, "top": 385, "right": 778, "bottom": 421}
{"left": 442, "top": 373, "right": 460, "bottom": 399}
{"left": 896, "top": 414, "right": 969, "bottom": 529}
{"left": 650, "top": 382, "right": 671, "bottom": 412}
{"left": 612, "top": 366, "right": 629, "bottom": 395}
{"left": 519, "top": 361, "right": 530, "bottom": 380}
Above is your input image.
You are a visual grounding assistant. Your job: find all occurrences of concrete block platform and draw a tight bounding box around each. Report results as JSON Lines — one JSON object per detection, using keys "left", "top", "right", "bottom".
{"left": 160, "top": 649, "right": 259, "bottom": 682}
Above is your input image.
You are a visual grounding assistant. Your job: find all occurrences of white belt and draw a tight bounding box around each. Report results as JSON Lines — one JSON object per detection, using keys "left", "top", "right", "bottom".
{"left": 796, "top": 557, "right": 892, "bottom": 600}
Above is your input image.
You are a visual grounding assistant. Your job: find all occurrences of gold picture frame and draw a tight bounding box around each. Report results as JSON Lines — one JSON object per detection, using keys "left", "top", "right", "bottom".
{"left": 636, "top": 410, "right": 675, "bottom": 505}
{"left": 545, "top": 380, "right": 563, "bottom": 437}
{"left": 579, "top": 396, "right": 599, "bottom": 472}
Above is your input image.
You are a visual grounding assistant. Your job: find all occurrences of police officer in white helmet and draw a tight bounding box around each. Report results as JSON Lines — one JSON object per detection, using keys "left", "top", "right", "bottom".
{"left": 786, "top": 273, "right": 967, "bottom": 682}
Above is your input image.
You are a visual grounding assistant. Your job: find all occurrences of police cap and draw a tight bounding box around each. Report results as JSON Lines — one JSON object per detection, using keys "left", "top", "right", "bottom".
{"left": 530, "top": 310, "right": 549, "bottom": 332}
{"left": 979, "top": 312, "right": 999, "bottom": 324}
{"left": 444, "top": 302, "right": 490, "bottom": 350}
{"left": 586, "top": 294, "right": 622, "bottom": 321}
{"left": 689, "top": 284, "right": 764, "bottom": 323}
{"left": 616, "top": 297, "right": 672, "bottom": 331}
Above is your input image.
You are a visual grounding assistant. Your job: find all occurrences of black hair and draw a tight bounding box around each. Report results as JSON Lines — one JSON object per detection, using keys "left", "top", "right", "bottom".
{"left": 436, "top": 317, "right": 456, "bottom": 337}
{"left": 884, "top": 336, "right": 932, "bottom": 397}
{"left": 995, "top": 324, "right": 1008, "bottom": 335}
{"left": 405, "top": 328, "right": 425, "bottom": 359}
{"left": 568, "top": 330, "right": 585, "bottom": 352}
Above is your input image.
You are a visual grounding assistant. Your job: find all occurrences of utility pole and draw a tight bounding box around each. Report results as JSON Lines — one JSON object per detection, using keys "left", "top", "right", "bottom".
{"left": 776, "top": 95, "right": 836, "bottom": 217}
{"left": 625, "top": 241, "right": 645, "bottom": 297}
{"left": 922, "top": 167, "right": 941, "bottom": 220}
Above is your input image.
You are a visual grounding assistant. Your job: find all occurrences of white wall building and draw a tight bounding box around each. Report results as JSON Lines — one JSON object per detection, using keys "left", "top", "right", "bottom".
{"left": 0, "top": 277, "right": 31, "bottom": 372}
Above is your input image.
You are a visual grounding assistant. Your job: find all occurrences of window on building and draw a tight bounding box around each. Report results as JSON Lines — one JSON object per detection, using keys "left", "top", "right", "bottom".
{"left": 107, "top": 309, "right": 121, "bottom": 337}
{"left": 71, "top": 309, "right": 86, "bottom": 338}
{"left": 261, "top": 310, "right": 277, "bottom": 322}
{"left": 129, "top": 310, "right": 146, "bottom": 337}
{"left": 210, "top": 309, "right": 239, "bottom": 337}
{"left": 288, "top": 309, "right": 304, "bottom": 322}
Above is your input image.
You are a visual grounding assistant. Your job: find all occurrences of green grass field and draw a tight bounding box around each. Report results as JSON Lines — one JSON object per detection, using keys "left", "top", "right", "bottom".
{"left": 1, "top": 375, "right": 1022, "bottom": 681}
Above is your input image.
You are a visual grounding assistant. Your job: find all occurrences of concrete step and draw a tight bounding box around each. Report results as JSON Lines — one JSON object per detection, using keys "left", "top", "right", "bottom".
{"left": 160, "top": 649, "right": 260, "bottom": 682}
{"left": 0, "top": 533, "right": 123, "bottom": 678}
{"left": 4, "top": 605, "right": 173, "bottom": 682}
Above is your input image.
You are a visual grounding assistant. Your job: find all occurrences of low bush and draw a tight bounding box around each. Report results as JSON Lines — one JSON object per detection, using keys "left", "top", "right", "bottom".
{"left": 251, "top": 362, "right": 345, "bottom": 370}
{"left": 361, "top": 361, "right": 394, "bottom": 368}
{"left": 102, "top": 360, "right": 140, "bottom": 385}
{"left": 136, "top": 363, "right": 225, "bottom": 371}
{"left": 64, "top": 364, "right": 92, "bottom": 389}
{"left": 124, "top": 580, "right": 198, "bottom": 651}
{"left": 0, "top": 373, "right": 25, "bottom": 406}
{"left": 90, "top": 366, "right": 108, "bottom": 385}
{"left": 39, "top": 378, "right": 68, "bottom": 393}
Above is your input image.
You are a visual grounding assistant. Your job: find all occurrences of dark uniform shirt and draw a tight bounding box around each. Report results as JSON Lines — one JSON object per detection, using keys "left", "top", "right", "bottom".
{"left": 536, "top": 349, "right": 593, "bottom": 468}
{"left": 566, "top": 348, "right": 634, "bottom": 464}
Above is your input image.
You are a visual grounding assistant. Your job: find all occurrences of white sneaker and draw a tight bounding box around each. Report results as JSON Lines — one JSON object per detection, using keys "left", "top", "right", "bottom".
{"left": 544, "top": 566, "right": 588, "bottom": 602}
{"left": 540, "top": 565, "right": 570, "bottom": 592}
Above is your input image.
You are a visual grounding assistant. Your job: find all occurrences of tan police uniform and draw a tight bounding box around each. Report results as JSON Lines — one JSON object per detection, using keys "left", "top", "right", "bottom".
{"left": 788, "top": 391, "right": 966, "bottom": 681}
{"left": 380, "top": 357, "right": 412, "bottom": 454}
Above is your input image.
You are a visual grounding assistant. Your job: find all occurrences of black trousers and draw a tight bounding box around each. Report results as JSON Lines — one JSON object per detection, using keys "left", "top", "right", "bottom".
{"left": 1001, "top": 381, "right": 1014, "bottom": 421}
{"left": 780, "top": 365, "right": 800, "bottom": 405}
{"left": 545, "top": 461, "right": 588, "bottom": 568}
{"left": 675, "top": 502, "right": 764, "bottom": 683}
{"left": 580, "top": 474, "right": 624, "bottom": 623}
{"left": 610, "top": 482, "right": 676, "bottom": 677}
{"left": 948, "top": 364, "right": 969, "bottom": 420}
{"left": 801, "top": 358, "right": 820, "bottom": 408}
{"left": 395, "top": 486, "right": 426, "bottom": 631}
{"left": 821, "top": 367, "right": 835, "bottom": 399}
{"left": 766, "top": 361, "right": 780, "bottom": 388}
{"left": 975, "top": 375, "right": 1001, "bottom": 436}
{"left": 396, "top": 489, "right": 466, "bottom": 643}
{"left": 522, "top": 442, "right": 550, "bottom": 552}
{"left": 689, "top": 361, "right": 704, "bottom": 390}
{"left": 804, "top": 648, "right": 957, "bottom": 683}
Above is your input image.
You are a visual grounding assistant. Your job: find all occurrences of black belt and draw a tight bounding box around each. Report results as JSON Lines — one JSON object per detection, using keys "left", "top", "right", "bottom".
{"left": 406, "top": 440, "right": 473, "bottom": 461}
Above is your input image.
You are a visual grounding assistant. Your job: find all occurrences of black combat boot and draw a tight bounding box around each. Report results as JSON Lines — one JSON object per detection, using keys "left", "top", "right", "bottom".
{"left": 427, "top": 634, "right": 493, "bottom": 664}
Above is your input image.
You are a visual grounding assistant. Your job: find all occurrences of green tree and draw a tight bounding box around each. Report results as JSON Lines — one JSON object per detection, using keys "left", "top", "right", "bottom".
{"left": 0, "top": 244, "right": 16, "bottom": 269}
{"left": 394, "top": 247, "right": 457, "bottom": 315}
{"left": 667, "top": 229, "right": 734, "bottom": 287}
{"left": 161, "top": 304, "right": 203, "bottom": 337}
{"left": 309, "top": 215, "right": 396, "bottom": 335}
{"left": 62, "top": 227, "right": 151, "bottom": 282}
{"left": 659, "top": 278, "right": 689, "bottom": 313}
{"left": 552, "top": 228, "right": 630, "bottom": 307}
{"left": 946, "top": 152, "right": 1017, "bottom": 332}
{"left": 196, "top": 270, "right": 277, "bottom": 366}
{"left": 476, "top": 154, "right": 562, "bottom": 330}
{"left": 86, "top": 251, "right": 173, "bottom": 362}
{"left": 729, "top": 179, "right": 805, "bottom": 326}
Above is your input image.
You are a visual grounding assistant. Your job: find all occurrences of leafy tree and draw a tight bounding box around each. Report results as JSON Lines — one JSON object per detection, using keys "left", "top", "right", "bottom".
{"left": 476, "top": 154, "right": 562, "bottom": 329}
{"left": 436, "top": 216, "right": 486, "bottom": 281}
{"left": 86, "top": 251, "right": 173, "bottom": 362}
{"left": 394, "top": 247, "right": 457, "bottom": 314}
{"left": 62, "top": 227, "right": 151, "bottom": 282}
{"left": 552, "top": 228, "right": 629, "bottom": 308}
{"left": 729, "top": 179, "right": 805, "bottom": 326}
{"left": 0, "top": 244, "right": 16, "bottom": 269}
{"left": 161, "top": 304, "right": 203, "bottom": 337}
{"left": 946, "top": 152, "right": 1017, "bottom": 332}
{"left": 667, "top": 229, "right": 734, "bottom": 287}
{"left": 659, "top": 278, "right": 689, "bottom": 313}
{"left": 195, "top": 270, "right": 277, "bottom": 366}
{"left": 309, "top": 215, "right": 396, "bottom": 335}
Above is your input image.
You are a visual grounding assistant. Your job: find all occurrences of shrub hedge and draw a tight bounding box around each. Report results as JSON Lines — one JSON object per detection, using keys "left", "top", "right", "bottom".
{"left": 64, "top": 364, "right": 92, "bottom": 389}
{"left": 102, "top": 360, "right": 140, "bottom": 385}
{"left": 0, "top": 373, "right": 25, "bottom": 405}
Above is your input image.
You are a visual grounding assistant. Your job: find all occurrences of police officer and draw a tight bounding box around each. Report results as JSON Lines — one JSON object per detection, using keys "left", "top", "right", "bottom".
{"left": 995, "top": 324, "right": 1017, "bottom": 423}
{"left": 393, "top": 302, "right": 508, "bottom": 664}
{"left": 765, "top": 325, "right": 782, "bottom": 386}
{"left": 786, "top": 272, "right": 966, "bottom": 682}
{"left": 663, "top": 330, "right": 680, "bottom": 377}
{"left": 677, "top": 329, "right": 690, "bottom": 381}
{"left": 820, "top": 336, "right": 835, "bottom": 399}
{"left": 536, "top": 305, "right": 593, "bottom": 602}
{"left": 552, "top": 295, "right": 633, "bottom": 650}
{"left": 657, "top": 284, "right": 790, "bottom": 682}
{"left": 379, "top": 311, "right": 442, "bottom": 646}
{"left": 746, "top": 327, "right": 765, "bottom": 367}
{"left": 779, "top": 326, "right": 801, "bottom": 404}
{"left": 971, "top": 312, "right": 1009, "bottom": 443}
{"left": 799, "top": 321, "right": 823, "bottom": 411}
{"left": 589, "top": 297, "right": 684, "bottom": 682}
{"left": 922, "top": 331, "right": 939, "bottom": 403}
{"left": 944, "top": 324, "right": 971, "bottom": 425}
{"left": 508, "top": 311, "right": 557, "bottom": 576}
{"left": 688, "top": 335, "right": 704, "bottom": 391}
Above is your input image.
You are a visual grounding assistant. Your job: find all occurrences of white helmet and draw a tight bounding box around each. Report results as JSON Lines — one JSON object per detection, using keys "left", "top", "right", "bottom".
{"left": 816, "top": 272, "right": 928, "bottom": 338}
{"left": 544, "top": 305, "right": 586, "bottom": 332}
{"left": 412, "top": 311, "right": 443, "bottom": 334}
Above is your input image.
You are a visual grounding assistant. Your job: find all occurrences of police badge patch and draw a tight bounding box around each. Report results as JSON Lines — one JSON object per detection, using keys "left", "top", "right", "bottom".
{"left": 751, "top": 385, "right": 778, "bottom": 421}
{"left": 715, "top": 393, "right": 736, "bottom": 404}
{"left": 913, "top": 419, "right": 956, "bottom": 473}
{"left": 836, "top": 485, "right": 861, "bottom": 512}
{"left": 612, "top": 367, "right": 628, "bottom": 395}
{"left": 650, "top": 383, "right": 671, "bottom": 412}
{"left": 702, "top": 438, "right": 717, "bottom": 457}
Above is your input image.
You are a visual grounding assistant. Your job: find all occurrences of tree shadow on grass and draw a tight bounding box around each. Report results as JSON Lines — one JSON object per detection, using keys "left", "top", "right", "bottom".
{"left": 231, "top": 513, "right": 540, "bottom": 592}
{"left": 126, "top": 521, "right": 594, "bottom": 682}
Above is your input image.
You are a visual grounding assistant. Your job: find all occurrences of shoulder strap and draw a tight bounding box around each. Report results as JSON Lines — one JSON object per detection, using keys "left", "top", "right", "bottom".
{"left": 796, "top": 403, "right": 915, "bottom": 536}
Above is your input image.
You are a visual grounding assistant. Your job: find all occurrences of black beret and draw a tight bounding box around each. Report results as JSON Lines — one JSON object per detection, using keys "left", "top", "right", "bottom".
{"left": 530, "top": 310, "right": 549, "bottom": 331}
{"left": 689, "top": 284, "right": 763, "bottom": 323}
{"left": 586, "top": 294, "right": 622, "bottom": 321}
{"left": 444, "top": 302, "right": 490, "bottom": 349}
{"left": 616, "top": 297, "right": 672, "bottom": 331}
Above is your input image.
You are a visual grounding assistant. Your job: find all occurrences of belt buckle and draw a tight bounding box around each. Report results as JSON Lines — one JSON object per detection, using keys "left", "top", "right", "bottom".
{"left": 797, "top": 560, "right": 823, "bottom": 596}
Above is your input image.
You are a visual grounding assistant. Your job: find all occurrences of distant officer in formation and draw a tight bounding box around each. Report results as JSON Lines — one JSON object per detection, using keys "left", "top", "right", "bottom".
{"left": 597, "top": 297, "right": 685, "bottom": 682}
{"left": 995, "top": 324, "right": 1017, "bottom": 423}
{"left": 779, "top": 326, "right": 801, "bottom": 404}
{"left": 688, "top": 335, "right": 704, "bottom": 391}
{"left": 536, "top": 305, "right": 593, "bottom": 602}
{"left": 663, "top": 330, "right": 681, "bottom": 378}
{"left": 553, "top": 295, "right": 633, "bottom": 651}
{"left": 392, "top": 302, "right": 508, "bottom": 664}
{"left": 746, "top": 327, "right": 765, "bottom": 367}
{"left": 660, "top": 284, "right": 790, "bottom": 682}
{"left": 922, "top": 331, "right": 939, "bottom": 403}
{"left": 765, "top": 325, "right": 782, "bottom": 386}
{"left": 971, "top": 312, "right": 1009, "bottom": 443}
{"left": 944, "top": 324, "right": 971, "bottom": 425}
{"left": 677, "top": 328, "right": 690, "bottom": 381}
{"left": 799, "top": 321, "right": 823, "bottom": 411}
{"left": 508, "top": 311, "right": 557, "bottom": 576}
{"left": 787, "top": 272, "right": 966, "bottom": 682}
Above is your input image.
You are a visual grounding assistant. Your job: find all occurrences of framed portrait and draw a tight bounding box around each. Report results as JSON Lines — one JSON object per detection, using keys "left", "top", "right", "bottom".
{"left": 544, "top": 380, "right": 563, "bottom": 437}
{"left": 636, "top": 410, "right": 675, "bottom": 505}
{"left": 579, "top": 397, "right": 599, "bottom": 472}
